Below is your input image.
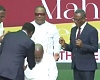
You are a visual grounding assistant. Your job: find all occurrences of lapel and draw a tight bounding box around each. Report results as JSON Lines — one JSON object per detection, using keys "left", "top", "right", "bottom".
{"left": 72, "top": 23, "right": 89, "bottom": 40}
{"left": 71, "top": 27, "right": 77, "bottom": 46}
{"left": 72, "top": 26, "right": 77, "bottom": 40}
{"left": 79, "top": 23, "right": 89, "bottom": 39}
{"left": 71, "top": 23, "right": 89, "bottom": 46}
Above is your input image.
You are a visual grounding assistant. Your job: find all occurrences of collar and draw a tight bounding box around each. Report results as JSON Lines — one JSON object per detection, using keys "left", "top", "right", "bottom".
{"left": 35, "top": 20, "right": 46, "bottom": 26}
{"left": 79, "top": 21, "right": 87, "bottom": 29}
{"left": 22, "top": 30, "right": 27, "bottom": 35}
{"left": 0, "top": 22, "right": 3, "bottom": 27}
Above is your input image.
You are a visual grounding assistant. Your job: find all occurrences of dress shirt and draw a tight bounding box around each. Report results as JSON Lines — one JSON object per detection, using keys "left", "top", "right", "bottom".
{"left": 22, "top": 30, "right": 27, "bottom": 35}
{"left": 31, "top": 21, "right": 61, "bottom": 55}
{"left": 76, "top": 22, "right": 87, "bottom": 38}
{"left": 24, "top": 53, "right": 58, "bottom": 80}
{"left": 0, "top": 22, "right": 4, "bottom": 36}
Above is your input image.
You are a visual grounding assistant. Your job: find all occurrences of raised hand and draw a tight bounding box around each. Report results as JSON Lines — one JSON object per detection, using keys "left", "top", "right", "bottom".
{"left": 59, "top": 37, "right": 66, "bottom": 48}
{"left": 76, "top": 39, "right": 83, "bottom": 48}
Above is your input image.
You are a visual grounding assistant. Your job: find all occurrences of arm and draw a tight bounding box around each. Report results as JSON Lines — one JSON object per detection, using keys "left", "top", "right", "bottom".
{"left": 59, "top": 37, "right": 73, "bottom": 52}
{"left": 0, "top": 30, "right": 5, "bottom": 43}
{"left": 48, "top": 56, "right": 58, "bottom": 80}
{"left": 59, "top": 27, "right": 73, "bottom": 51}
{"left": 53, "top": 26, "right": 61, "bottom": 54}
{"left": 0, "top": 32, "right": 7, "bottom": 54}
{"left": 53, "top": 26, "right": 61, "bottom": 61}
{"left": 27, "top": 42, "right": 36, "bottom": 70}
{"left": 0, "top": 37, "right": 4, "bottom": 55}
{"left": 64, "top": 43, "right": 73, "bottom": 51}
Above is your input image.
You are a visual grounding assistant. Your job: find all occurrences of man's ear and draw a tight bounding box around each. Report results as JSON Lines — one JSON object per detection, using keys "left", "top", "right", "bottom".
{"left": 28, "top": 31, "right": 33, "bottom": 36}
{"left": 42, "top": 50, "right": 44, "bottom": 54}
{"left": 30, "top": 31, "right": 34, "bottom": 35}
{"left": 83, "top": 17, "right": 86, "bottom": 22}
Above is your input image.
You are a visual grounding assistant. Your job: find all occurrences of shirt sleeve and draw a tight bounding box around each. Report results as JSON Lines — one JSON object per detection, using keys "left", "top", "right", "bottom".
{"left": 53, "top": 25, "right": 61, "bottom": 54}
{"left": 48, "top": 55, "right": 58, "bottom": 80}
{"left": 0, "top": 22, "right": 4, "bottom": 36}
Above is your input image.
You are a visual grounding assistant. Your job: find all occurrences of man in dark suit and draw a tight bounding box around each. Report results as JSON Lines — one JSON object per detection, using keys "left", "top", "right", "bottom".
{"left": 0, "top": 22, "right": 36, "bottom": 80}
{"left": 59, "top": 9, "right": 98, "bottom": 80}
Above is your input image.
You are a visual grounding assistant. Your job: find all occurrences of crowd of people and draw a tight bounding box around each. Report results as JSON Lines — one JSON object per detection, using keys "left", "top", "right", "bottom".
{"left": 0, "top": 5, "right": 98, "bottom": 80}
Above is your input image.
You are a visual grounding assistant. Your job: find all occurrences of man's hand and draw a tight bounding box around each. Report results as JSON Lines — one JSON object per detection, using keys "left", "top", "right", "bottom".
{"left": 76, "top": 39, "right": 83, "bottom": 47}
{"left": 54, "top": 53, "right": 60, "bottom": 61}
{"left": 59, "top": 37, "right": 66, "bottom": 48}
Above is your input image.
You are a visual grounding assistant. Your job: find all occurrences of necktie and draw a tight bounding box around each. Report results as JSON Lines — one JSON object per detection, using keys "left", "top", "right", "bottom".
{"left": 76, "top": 27, "right": 81, "bottom": 39}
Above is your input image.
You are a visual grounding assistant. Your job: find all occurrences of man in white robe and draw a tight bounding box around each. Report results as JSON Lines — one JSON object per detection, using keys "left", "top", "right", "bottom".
{"left": 24, "top": 44, "right": 58, "bottom": 80}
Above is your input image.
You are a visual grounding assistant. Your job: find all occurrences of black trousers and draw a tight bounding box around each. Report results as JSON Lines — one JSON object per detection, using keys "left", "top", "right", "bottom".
{"left": 0, "top": 76, "right": 12, "bottom": 80}
{"left": 73, "top": 68, "right": 95, "bottom": 80}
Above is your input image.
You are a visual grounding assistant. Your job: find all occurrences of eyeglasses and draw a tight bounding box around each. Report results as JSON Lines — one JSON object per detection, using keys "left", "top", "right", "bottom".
{"left": 72, "top": 17, "right": 84, "bottom": 22}
{"left": 35, "top": 13, "right": 45, "bottom": 16}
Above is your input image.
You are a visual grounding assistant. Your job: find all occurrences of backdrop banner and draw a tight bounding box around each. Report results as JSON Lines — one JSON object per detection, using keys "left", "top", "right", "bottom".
{"left": 1, "top": 0, "right": 100, "bottom": 63}
{"left": 57, "top": 49, "right": 100, "bottom": 63}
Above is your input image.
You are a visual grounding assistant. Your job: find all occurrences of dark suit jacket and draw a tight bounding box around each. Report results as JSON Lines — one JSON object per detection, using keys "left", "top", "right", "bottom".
{"left": 0, "top": 30, "right": 36, "bottom": 80}
{"left": 65, "top": 23, "right": 98, "bottom": 71}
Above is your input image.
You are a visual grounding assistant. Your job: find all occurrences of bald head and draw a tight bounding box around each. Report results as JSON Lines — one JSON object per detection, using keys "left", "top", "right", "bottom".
{"left": 35, "top": 44, "right": 44, "bottom": 63}
{"left": 35, "top": 44, "right": 44, "bottom": 52}
{"left": 35, "top": 6, "right": 46, "bottom": 13}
